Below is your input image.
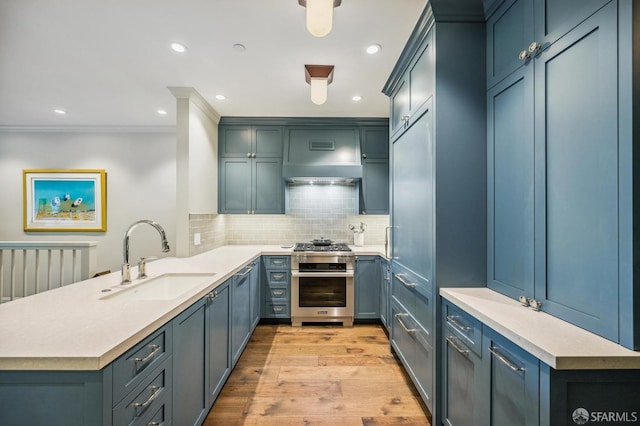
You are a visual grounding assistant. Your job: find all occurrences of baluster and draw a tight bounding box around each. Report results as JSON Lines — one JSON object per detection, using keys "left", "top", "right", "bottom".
{"left": 58, "top": 249, "right": 64, "bottom": 288}
{"left": 35, "top": 249, "right": 40, "bottom": 295}
{"left": 22, "top": 249, "right": 28, "bottom": 297}
{"left": 10, "top": 249, "right": 16, "bottom": 301}
{"left": 71, "top": 249, "right": 78, "bottom": 283}
{"left": 47, "top": 249, "right": 53, "bottom": 291}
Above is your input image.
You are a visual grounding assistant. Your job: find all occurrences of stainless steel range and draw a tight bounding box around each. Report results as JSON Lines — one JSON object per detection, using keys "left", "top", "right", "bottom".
{"left": 291, "top": 239, "right": 354, "bottom": 327}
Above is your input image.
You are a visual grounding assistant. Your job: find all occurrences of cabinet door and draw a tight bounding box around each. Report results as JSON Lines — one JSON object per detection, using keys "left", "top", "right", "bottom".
{"left": 207, "top": 282, "right": 230, "bottom": 406}
{"left": 219, "top": 158, "right": 251, "bottom": 213}
{"left": 486, "top": 0, "right": 534, "bottom": 89}
{"left": 254, "top": 126, "right": 283, "bottom": 158}
{"left": 442, "top": 332, "right": 485, "bottom": 426}
{"left": 354, "top": 256, "right": 380, "bottom": 319}
{"left": 173, "top": 298, "right": 207, "bottom": 426}
{"left": 408, "top": 29, "right": 434, "bottom": 117}
{"left": 484, "top": 328, "right": 539, "bottom": 426}
{"left": 231, "top": 267, "right": 252, "bottom": 367}
{"left": 361, "top": 127, "right": 389, "bottom": 160}
{"left": 487, "top": 66, "right": 534, "bottom": 301}
{"left": 249, "top": 260, "right": 260, "bottom": 329}
{"left": 390, "top": 79, "right": 410, "bottom": 138}
{"left": 534, "top": 3, "right": 618, "bottom": 341}
{"left": 253, "top": 158, "right": 284, "bottom": 214}
{"left": 361, "top": 160, "right": 389, "bottom": 214}
{"left": 219, "top": 126, "right": 252, "bottom": 158}
{"left": 391, "top": 99, "right": 434, "bottom": 281}
{"left": 379, "top": 259, "right": 390, "bottom": 330}
{"left": 534, "top": 0, "right": 611, "bottom": 48}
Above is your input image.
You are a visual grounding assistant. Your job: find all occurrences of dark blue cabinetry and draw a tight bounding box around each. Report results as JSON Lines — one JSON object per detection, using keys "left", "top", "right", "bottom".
{"left": 487, "top": 0, "right": 628, "bottom": 346}
{"left": 354, "top": 255, "right": 380, "bottom": 319}
{"left": 359, "top": 126, "right": 389, "bottom": 215}
{"left": 261, "top": 255, "right": 290, "bottom": 319}
{"left": 219, "top": 125, "right": 284, "bottom": 214}
{"left": 379, "top": 257, "right": 390, "bottom": 331}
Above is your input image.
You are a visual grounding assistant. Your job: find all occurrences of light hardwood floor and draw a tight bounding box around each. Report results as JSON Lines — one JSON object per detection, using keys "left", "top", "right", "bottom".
{"left": 204, "top": 323, "right": 432, "bottom": 426}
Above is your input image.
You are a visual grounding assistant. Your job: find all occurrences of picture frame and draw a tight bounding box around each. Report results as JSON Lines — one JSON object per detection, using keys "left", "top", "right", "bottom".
{"left": 23, "top": 169, "right": 107, "bottom": 232}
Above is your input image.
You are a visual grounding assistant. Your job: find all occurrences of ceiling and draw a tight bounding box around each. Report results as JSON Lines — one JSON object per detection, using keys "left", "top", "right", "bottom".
{"left": 0, "top": 0, "right": 427, "bottom": 127}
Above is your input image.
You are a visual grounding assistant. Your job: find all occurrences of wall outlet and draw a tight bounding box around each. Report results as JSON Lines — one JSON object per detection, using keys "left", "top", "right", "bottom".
{"left": 194, "top": 233, "right": 201, "bottom": 246}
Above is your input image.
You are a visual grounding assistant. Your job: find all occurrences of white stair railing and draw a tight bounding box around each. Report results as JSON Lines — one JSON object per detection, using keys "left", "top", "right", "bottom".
{"left": 0, "top": 241, "right": 97, "bottom": 303}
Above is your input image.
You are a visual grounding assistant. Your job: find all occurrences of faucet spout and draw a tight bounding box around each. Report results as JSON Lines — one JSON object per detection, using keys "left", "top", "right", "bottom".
{"left": 122, "top": 220, "right": 170, "bottom": 284}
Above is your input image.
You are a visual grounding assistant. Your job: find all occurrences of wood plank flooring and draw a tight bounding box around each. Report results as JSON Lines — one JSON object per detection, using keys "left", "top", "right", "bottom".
{"left": 204, "top": 323, "right": 432, "bottom": 426}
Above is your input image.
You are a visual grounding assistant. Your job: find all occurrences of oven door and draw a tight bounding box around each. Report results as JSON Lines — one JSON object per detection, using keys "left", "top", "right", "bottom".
{"left": 291, "top": 271, "right": 354, "bottom": 319}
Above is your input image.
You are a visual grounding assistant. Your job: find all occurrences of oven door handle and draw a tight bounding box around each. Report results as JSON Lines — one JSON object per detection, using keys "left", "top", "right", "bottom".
{"left": 291, "top": 271, "right": 354, "bottom": 278}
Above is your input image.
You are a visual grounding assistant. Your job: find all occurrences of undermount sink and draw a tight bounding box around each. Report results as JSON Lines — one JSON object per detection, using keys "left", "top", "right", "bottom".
{"left": 101, "top": 273, "right": 216, "bottom": 301}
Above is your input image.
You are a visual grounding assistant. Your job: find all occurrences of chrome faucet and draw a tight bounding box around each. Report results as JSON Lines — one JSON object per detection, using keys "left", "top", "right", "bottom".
{"left": 121, "top": 220, "right": 170, "bottom": 284}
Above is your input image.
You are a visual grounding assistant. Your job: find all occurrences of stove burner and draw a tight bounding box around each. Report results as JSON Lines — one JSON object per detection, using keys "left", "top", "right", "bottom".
{"left": 293, "top": 242, "right": 352, "bottom": 252}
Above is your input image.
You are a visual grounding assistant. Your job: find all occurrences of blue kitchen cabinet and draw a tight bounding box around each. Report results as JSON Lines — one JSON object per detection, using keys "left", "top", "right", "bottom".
{"left": 219, "top": 126, "right": 283, "bottom": 158}
{"left": 359, "top": 127, "right": 389, "bottom": 215}
{"left": 231, "top": 263, "right": 254, "bottom": 367}
{"left": 487, "top": 0, "right": 623, "bottom": 345}
{"left": 219, "top": 125, "right": 284, "bottom": 214}
{"left": 379, "top": 257, "right": 390, "bottom": 331}
{"left": 261, "top": 255, "right": 291, "bottom": 319}
{"left": 173, "top": 297, "right": 208, "bottom": 425}
{"left": 249, "top": 258, "right": 261, "bottom": 330}
{"left": 484, "top": 327, "right": 540, "bottom": 426}
{"left": 173, "top": 278, "right": 231, "bottom": 426}
{"left": 383, "top": 4, "right": 487, "bottom": 419}
{"left": 487, "top": 66, "right": 534, "bottom": 302}
{"left": 441, "top": 300, "right": 486, "bottom": 426}
{"left": 354, "top": 255, "right": 380, "bottom": 319}
{"left": 206, "top": 281, "right": 230, "bottom": 406}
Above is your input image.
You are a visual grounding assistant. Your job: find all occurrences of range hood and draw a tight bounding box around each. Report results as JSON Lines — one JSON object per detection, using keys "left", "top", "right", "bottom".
{"left": 282, "top": 128, "right": 363, "bottom": 181}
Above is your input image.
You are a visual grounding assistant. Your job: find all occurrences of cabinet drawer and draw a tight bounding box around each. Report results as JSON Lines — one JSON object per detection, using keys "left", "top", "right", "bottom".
{"left": 113, "top": 325, "right": 171, "bottom": 404}
{"left": 113, "top": 358, "right": 172, "bottom": 426}
{"left": 267, "top": 270, "right": 289, "bottom": 284}
{"left": 265, "top": 256, "right": 290, "bottom": 270}
{"left": 265, "top": 285, "right": 289, "bottom": 300}
{"left": 444, "top": 301, "right": 482, "bottom": 356}
{"left": 264, "top": 302, "right": 289, "bottom": 316}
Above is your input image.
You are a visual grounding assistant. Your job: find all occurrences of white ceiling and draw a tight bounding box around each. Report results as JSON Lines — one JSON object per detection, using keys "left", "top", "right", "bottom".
{"left": 0, "top": 0, "right": 427, "bottom": 127}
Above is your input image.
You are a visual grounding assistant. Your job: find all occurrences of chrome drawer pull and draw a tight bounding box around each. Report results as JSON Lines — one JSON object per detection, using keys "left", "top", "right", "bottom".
{"left": 272, "top": 290, "right": 285, "bottom": 297}
{"left": 447, "top": 315, "right": 472, "bottom": 332}
{"left": 489, "top": 346, "right": 525, "bottom": 373}
{"left": 394, "top": 313, "right": 416, "bottom": 334}
{"left": 134, "top": 344, "right": 161, "bottom": 367}
{"left": 237, "top": 266, "right": 253, "bottom": 278}
{"left": 272, "top": 273, "right": 285, "bottom": 280}
{"left": 446, "top": 336, "right": 470, "bottom": 356}
{"left": 273, "top": 306, "right": 284, "bottom": 313}
{"left": 134, "top": 385, "right": 161, "bottom": 417}
{"left": 207, "top": 291, "right": 218, "bottom": 300}
{"left": 272, "top": 259, "right": 285, "bottom": 265}
{"left": 394, "top": 273, "right": 416, "bottom": 288}
{"left": 147, "top": 422, "right": 161, "bottom": 426}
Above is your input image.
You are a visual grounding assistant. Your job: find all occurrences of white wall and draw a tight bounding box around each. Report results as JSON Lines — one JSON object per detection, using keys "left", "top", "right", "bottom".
{"left": 0, "top": 130, "right": 176, "bottom": 274}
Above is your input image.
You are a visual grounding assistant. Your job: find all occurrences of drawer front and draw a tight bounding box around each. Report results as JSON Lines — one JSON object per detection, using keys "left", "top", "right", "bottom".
{"left": 444, "top": 301, "right": 482, "bottom": 356}
{"left": 113, "top": 325, "right": 172, "bottom": 404}
{"left": 266, "top": 285, "right": 289, "bottom": 300}
{"left": 113, "top": 359, "right": 172, "bottom": 426}
{"left": 413, "top": 289, "right": 433, "bottom": 345}
{"left": 264, "top": 302, "right": 289, "bottom": 317}
{"left": 268, "top": 270, "right": 289, "bottom": 284}
{"left": 265, "top": 256, "right": 290, "bottom": 270}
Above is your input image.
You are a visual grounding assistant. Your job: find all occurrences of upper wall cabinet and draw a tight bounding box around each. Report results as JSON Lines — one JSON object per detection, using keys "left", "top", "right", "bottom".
{"left": 219, "top": 125, "right": 284, "bottom": 214}
{"left": 389, "top": 29, "right": 434, "bottom": 140}
{"left": 486, "top": 0, "right": 611, "bottom": 89}
{"left": 219, "top": 126, "right": 283, "bottom": 158}
{"left": 359, "top": 127, "right": 389, "bottom": 215}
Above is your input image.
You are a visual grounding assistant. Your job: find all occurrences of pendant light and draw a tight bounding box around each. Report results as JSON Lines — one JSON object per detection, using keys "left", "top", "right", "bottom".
{"left": 298, "top": 0, "right": 341, "bottom": 38}
{"left": 305, "top": 65, "right": 334, "bottom": 105}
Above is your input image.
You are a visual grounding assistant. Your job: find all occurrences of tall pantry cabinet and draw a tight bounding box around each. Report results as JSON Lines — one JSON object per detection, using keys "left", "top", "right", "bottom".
{"left": 487, "top": 0, "right": 640, "bottom": 349}
{"left": 382, "top": 4, "right": 487, "bottom": 418}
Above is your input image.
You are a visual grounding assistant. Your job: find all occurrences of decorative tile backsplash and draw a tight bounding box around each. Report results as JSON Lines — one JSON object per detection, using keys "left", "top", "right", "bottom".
{"left": 189, "top": 183, "right": 389, "bottom": 255}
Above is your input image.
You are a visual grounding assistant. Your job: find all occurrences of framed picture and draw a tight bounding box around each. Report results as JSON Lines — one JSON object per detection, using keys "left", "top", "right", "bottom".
{"left": 23, "top": 169, "right": 107, "bottom": 232}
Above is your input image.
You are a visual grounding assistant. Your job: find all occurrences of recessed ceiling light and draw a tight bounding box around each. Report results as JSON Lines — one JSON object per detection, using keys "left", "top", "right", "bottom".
{"left": 366, "top": 44, "right": 382, "bottom": 54}
{"left": 156, "top": 109, "right": 168, "bottom": 115}
{"left": 53, "top": 109, "right": 67, "bottom": 115}
{"left": 215, "top": 94, "right": 226, "bottom": 101}
{"left": 170, "top": 42, "right": 187, "bottom": 53}
{"left": 352, "top": 95, "right": 362, "bottom": 102}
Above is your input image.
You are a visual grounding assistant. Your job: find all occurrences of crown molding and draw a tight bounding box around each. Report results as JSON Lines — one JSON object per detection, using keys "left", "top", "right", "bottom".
{"left": 168, "top": 87, "right": 221, "bottom": 124}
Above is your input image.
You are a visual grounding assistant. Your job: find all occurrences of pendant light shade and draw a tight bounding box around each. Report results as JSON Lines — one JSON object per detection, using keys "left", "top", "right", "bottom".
{"left": 305, "top": 65, "right": 334, "bottom": 105}
{"left": 298, "top": 0, "right": 341, "bottom": 38}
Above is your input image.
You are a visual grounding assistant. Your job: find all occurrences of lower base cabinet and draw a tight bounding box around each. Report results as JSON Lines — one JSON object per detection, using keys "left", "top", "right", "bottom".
{"left": 441, "top": 298, "right": 640, "bottom": 426}
{"left": 355, "top": 256, "right": 380, "bottom": 319}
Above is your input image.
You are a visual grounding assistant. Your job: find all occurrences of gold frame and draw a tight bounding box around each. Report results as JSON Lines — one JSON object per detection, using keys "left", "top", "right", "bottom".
{"left": 23, "top": 169, "right": 107, "bottom": 232}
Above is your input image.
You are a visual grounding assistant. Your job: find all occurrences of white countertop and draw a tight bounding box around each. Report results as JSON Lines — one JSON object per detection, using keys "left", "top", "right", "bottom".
{"left": 0, "top": 244, "right": 385, "bottom": 371}
{"left": 440, "top": 287, "right": 640, "bottom": 370}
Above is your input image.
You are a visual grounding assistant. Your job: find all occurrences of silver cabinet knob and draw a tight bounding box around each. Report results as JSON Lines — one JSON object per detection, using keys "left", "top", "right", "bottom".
{"left": 528, "top": 41, "right": 541, "bottom": 55}
{"left": 518, "top": 50, "right": 530, "bottom": 61}
{"left": 247, "top": 152, "right": 252, "bottom": 158}
{"left": 362, "top": 153, "right": 367, "bottom": 159}
{"left": 401, "top": 115, "right": 410, "bottom": 122}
